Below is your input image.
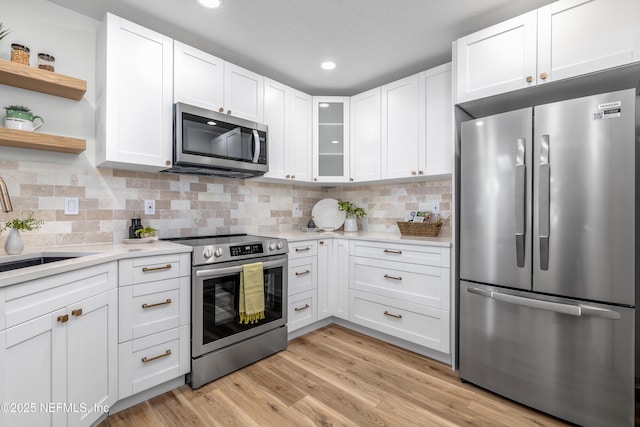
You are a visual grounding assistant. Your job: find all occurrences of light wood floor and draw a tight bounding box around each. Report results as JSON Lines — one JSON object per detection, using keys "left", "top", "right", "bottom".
{"left": 100, "top": 325, "right": 569, "bottom": 426}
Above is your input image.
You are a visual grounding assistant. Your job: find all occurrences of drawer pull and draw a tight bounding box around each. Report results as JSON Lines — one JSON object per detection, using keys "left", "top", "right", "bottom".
{"left": 294, "top": 304, "right": 310, "bottom": 312}
{"left": 141, "top": 349, "right": 172, "bottom": 363}
{"left": 384, "top": 249, "right": 402, "bottom": 255}
{"left": 71, "top": 308, "right": 83, "bottom": 317}
{"left": 295, "top": 247, "right": 311, "bottom": 252}
{"left": 142, "top": 298, "right": 172, "bottom": 309}
{"left": 142, "top": 264, "right": 172, "bottom": 273}
{"left": 384, "top": 311, "right": 402, "bottom": 319}
{"left": 384, "top": 274, "right": 402, "bottom": 281}
{"left": 295, "top": 270, "right": 311, "bottom": 276}
{"left": 57, "top": 314, "right": 69, "bottom": 323}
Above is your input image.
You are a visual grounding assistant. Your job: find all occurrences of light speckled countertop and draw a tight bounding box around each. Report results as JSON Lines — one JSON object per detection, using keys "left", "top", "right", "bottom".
{"left": 272, "top": 230, "right": 452, "bottom": 247}
{"left": 0, "top": 241, "right": 192, "bottom": 288}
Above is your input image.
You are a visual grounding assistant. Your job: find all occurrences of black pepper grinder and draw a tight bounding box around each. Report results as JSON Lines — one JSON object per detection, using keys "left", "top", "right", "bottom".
{"left": 134, "top": 217, "right": 143, "bottom": 238}
{"left": 128, "top": 218, "right": 137, "bottom": 239}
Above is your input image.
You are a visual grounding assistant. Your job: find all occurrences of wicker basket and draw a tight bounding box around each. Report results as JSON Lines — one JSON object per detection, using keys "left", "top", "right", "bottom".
{"left": 397, "top": 221, "right": 443, "bottom": 237}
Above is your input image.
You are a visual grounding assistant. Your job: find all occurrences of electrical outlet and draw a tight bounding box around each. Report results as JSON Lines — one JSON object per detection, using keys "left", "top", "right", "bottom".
{"left": 292, "top": 203, "right": 302, "bottom": 217}
{"left": 431, "top": 201, "right": 440, "bottom": 214}
{"left": 64, "top": 197, "right": 79, "bottom": 215}
{"left": 144, "top": 199, "right": 156, "bottom": 215}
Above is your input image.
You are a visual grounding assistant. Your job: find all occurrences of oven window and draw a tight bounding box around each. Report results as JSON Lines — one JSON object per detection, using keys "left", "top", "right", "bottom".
{"left": 201, "top": 266, "right": 283, "bottom": 345}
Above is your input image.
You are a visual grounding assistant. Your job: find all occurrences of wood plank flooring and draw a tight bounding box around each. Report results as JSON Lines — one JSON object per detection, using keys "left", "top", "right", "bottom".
{"left": 100, "top": 325, "right": 570, "bottom": 426}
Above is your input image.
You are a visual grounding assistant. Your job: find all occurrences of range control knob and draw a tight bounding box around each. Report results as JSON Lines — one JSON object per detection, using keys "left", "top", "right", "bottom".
{"left": 268, "top": 242, "right": 276, "bottom": 251}
{"left": 203, "top": 248, "right": 213, "bottom": 259}
{"left": 214, "top": 248, "right": 223, "bottom": 257}
{"left": 276, "top": 241, "right": 284, "bottom": 250}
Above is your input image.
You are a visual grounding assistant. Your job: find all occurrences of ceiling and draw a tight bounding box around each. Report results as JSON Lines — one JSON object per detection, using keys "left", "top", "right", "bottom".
{"left": 49, "top": 0, "right": 555, "bottom": 96}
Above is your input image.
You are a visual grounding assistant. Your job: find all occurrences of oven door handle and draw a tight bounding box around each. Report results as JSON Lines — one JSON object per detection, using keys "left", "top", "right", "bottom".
{"left": 195, "top": 259, "right": 285, "bottom": 278}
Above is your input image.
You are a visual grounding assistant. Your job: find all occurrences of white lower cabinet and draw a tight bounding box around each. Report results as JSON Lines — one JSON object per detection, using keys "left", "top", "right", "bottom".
{"left": 118, "top": 253, "right": 191, "bottom": 399}
{"left": 288, "top": 290, "right": 317, "bottom": 332}
{"left": 287, "top": 240, "right": 318, "bottom": 332}
{"left": 0, "top": 263, "right": 118, "bottom": 427}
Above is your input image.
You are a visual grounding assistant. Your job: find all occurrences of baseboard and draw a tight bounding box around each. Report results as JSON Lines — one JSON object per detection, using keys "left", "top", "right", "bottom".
{"left": 108, "top": 376, "right": 186, "bottom": 415}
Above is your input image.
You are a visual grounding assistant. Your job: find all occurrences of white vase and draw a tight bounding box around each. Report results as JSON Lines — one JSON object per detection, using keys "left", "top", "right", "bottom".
{"left": 344, "top": 217, "right": 358, "bottom": 232}
{"left": 4, "top": 229, "right": 24, "bottom": 255}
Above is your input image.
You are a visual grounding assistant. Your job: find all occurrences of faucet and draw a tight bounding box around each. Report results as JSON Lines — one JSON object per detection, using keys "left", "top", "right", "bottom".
{"left": 0, "top": 176, "right": 13, "bottom": 213}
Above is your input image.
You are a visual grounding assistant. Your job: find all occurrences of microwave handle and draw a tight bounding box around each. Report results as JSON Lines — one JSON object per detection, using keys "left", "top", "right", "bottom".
{"left": 252, "top": 130, "right": 261, "bottom": 164}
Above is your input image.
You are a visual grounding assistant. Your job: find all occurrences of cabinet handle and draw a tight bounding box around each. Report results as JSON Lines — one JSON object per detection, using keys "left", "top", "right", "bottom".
{"left": 319, "top": 241, "right": 325, "bottom": 245}
{"left": 142, "top": 264, "right": 172, "bottom": 273}
{"left": 314, "top": 178, "right": 318, "bottom": 182}
{"left": 57, "top": 314, "right": 69, "bottom": 323}
{"left": 294, "top": 304, "right": 310, "bottom": 312}
{"left": 141, "top": 349, "right": 171, "bottom": 363}
{"left": 295, "top": 270, "right": 311, "bottom": 276}
{"left": 286, "top": 174, "right": 291, "bottom": 179}
{"left": 384, "top": 274, "right": 402, "bottom": 281}
{"left": 291, "top": 175, "right": 295, "bottom": 179}
{"left": 418, "top": 170, "right": 424, "bottom": 175}
{"left": 384, "top": 249, "right": 402, "bottom": 255}
{"left": 384, "top": 311, "right": 402, "bottom": 319}
{"left": 295, "top": 247, "right": 311, "bottom": 252}
{"left": 218, "top": 107, "right": 224, "bottom": 113}
{"left": 526, "top": 76, "right": 533, "bottom": 83}
{"left": 71, "top": 308, "right": 83, "bottom": 317}
{"left": 350, "top": 178, "right": 354, "bottom": 182}
{"left": 142, "top": 298, "right": 172, "bottom": 309}
{"left": 411, "top": 171, "right": 417, "bottom": 176}
{"left": 540, "top": 72, "right": 548, "bottom": 80}
{"left": 226, "top": 110, "right": 232, "bottom": 115}
{"left": 165, "top": 160, "right": 171, "bottom": 166}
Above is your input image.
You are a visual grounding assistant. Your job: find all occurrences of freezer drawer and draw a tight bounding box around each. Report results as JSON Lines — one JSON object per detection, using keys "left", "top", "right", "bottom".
{"left": 459, "top": 281, "right": 634, "bottom": 427}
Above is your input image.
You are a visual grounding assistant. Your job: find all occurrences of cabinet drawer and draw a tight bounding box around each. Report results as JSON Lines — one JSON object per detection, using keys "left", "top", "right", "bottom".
{"left": 288, "top": 257, "right": 317, "bottom": 295}
{"left": 118, "top": 253, "right": 190, "bottom": 286}
{"left": 351, "top": 256, "right": 449, "bottom": 309}
{"left": 349, "top": 290, "right": 449, "bottom": 353}
{"left": 118, "top": 325, "right": 189, "bottom": 399}
{"left": 350, "top": 240, "right": 449, "bottom": 267}
{"left": 288, "top": 240, "right": 318, "bottom": 260}
{"left": 119, "top": 276, "right": 190, "bottom": 342}
{"left": 288, "top": 290, "right": 317, "bottom": 332}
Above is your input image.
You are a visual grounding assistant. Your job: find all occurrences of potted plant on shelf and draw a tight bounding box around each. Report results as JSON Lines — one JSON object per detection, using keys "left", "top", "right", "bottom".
{"left": 337, "top": 200, "right": 367, "bottom": 232}
{"left": 2, "top": 211, "right": 44, "bottom": 255}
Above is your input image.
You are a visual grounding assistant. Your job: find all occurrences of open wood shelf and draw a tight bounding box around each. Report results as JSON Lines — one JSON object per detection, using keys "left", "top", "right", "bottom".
{"left": 0, "top": 128, "right": 86, "bottom": 154}
{"left": 0, "top": 58, "right": 87, "bottom": 100}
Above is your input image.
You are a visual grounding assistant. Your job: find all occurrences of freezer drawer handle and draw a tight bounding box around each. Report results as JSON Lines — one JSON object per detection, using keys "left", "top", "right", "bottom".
{"left": 539, "top": 134, "right": 550, "bottom": 270}
{"left": 515, "top": 138, "right": 526, "bottom": 268}
{"left": 467, "top": 287, "right": 580, "bottom": 316}
{"left": 579, "top": 305, "right": 621, "bottom": 320}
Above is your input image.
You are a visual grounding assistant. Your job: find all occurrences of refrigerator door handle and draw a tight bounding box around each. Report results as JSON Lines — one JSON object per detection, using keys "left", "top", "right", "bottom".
{"left": 467, "top": 286, "right": 581, "bottom": 317}
{"left": 515, "top": 138, "right": 526, "bottom": 267}
{"left": 539, "top": 134, "right": 550, "bottom": 270}
{"left": 579, "top": 305, "right": 622, "bottom": 320}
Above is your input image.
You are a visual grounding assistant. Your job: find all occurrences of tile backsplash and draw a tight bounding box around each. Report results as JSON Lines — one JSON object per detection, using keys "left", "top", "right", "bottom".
{"left": 0, "top": 159, "right": 451, "bottom": 248}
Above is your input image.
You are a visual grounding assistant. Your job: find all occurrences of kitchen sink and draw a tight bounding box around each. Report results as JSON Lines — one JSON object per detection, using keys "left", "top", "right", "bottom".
{"left": 0, "top": 253, "right": 97, "bottom": 273}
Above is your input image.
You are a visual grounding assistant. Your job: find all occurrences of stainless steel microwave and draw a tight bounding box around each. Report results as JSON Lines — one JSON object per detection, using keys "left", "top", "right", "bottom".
{"left": 164, "top": 102, "right": 268, "bottom": 178}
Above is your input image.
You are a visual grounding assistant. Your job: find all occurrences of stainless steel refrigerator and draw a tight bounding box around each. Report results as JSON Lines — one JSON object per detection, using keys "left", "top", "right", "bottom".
{"left": 459, "top": 88, "right": 637, "bottom": 427}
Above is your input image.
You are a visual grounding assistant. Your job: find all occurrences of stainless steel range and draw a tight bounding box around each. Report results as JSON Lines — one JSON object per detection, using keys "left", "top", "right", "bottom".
{"left": 165, "top": 234, "right": 288, "bottom": 388}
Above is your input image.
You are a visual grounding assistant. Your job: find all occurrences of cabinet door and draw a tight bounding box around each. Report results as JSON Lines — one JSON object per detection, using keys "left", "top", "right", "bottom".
{"left": 0, "top": 310, "right": 66, "bottom": 427}
{"left": 66, "top": 289, "right": 117, "bottom": 427}
{"left": 350, "top": 88, "right": 381, "bottom": 182}
{"left": 174, "top": 41, "right": 224, "bottom": 111}
{"left": 98, "top": 13, "right": 173, "bottom": 170}
{"left": 313, "top": 97, "right": 350, "bottom": 183}
{"left": 288, "top": 90, "right": 313, "bottom": 182}
{"left": 421, "top": 63, "right": 453, "bottom": 176}
{"left": 223, "top": 62, "right": 264, "bottom": 123}
{"left": 263, "top": 79, "right": 289, "bottom": 179}
{"left": 537, "top": 0, "right": 640, "bottom": 84}
{"left": 381, "top": 74, "right": 421, "bottom": 179}
{"left": 333, "top": 239, "right": 350, "bottom": 320}
{"left": 455, "top": 10, "right": 537, "bottom": 103}
{"left": 317, "top": 240, "right": 331, "bottom": 320}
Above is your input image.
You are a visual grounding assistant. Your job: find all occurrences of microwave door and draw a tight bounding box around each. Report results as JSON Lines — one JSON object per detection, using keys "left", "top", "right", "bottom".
{"left": 211, "top": 127, "right": 241, "bottom": 158}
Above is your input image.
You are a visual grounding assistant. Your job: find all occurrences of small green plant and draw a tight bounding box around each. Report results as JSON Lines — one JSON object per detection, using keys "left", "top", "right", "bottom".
{"left": 337, "top": 201, "right": 367, "bottom": 219}
{"left": 0, "top": 23, "right": 11, "bottom": 41}
{"left": 134, "top": 226, "right": 157, "bottom": 238}
{"left": 4, "top": 105, "right": 30, "bottom": 112}
{"left": 2, "top": 212, "right": 43, "bottom": 232}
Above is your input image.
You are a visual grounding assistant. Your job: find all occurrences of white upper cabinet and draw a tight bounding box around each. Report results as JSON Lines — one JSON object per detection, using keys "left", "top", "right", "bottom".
{"left": 420, "top": 63, "right": 453, "bottom": 176}
{"left": 174, "top": 42, "right": 264, "bottom": 123}
{"left": 455, "top": 11, "right": 537, "bottom": 104}
{"left": 263, "top": 79, "right": 312, "bottom": 181}
{"left": 313, "top": 97, "right": 350, "bottom": 183}
{"left": 96, "top": 13, "right": 174, "bottom": 171}
{"left": 455, "top": 0, "right": 640, "bottom": 104}
{"left": 350, "top": 87, "right": 381, "bottom": 182}
{"left": 381, "top": 74, "right": 421, "bottom": 179}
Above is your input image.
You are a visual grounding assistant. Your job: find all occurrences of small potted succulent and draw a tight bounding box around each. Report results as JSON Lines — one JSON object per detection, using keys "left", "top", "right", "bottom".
{"left": 337, "top": 200, "right": 367, "bottom": 232}
{"left": 2, "top": 211, "right": 44, "bottom": 255}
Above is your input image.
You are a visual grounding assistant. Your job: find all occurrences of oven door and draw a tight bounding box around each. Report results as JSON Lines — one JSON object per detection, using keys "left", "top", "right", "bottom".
{"left": 192, "top": 255, "right": 287, "bottom": 358}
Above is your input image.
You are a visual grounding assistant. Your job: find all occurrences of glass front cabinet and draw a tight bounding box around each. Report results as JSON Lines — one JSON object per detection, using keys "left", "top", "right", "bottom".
{"left": 312, "top": 97, "right": 350, "bottom": 183}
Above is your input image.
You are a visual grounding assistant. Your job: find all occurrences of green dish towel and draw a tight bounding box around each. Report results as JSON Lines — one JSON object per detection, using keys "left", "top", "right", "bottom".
{"left": 239, "top": 262, "right": 265, "bottom": 324}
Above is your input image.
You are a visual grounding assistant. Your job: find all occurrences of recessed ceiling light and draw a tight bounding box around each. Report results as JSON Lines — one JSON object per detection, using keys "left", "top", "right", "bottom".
{"left": 321, "top": 61, "right": 336, "bottom": 70}
{"left": 197, "top": 0, "right": 222, "bottom": 8}
{"left": 319, "top": 103, "right": 330, "bottom": 108}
